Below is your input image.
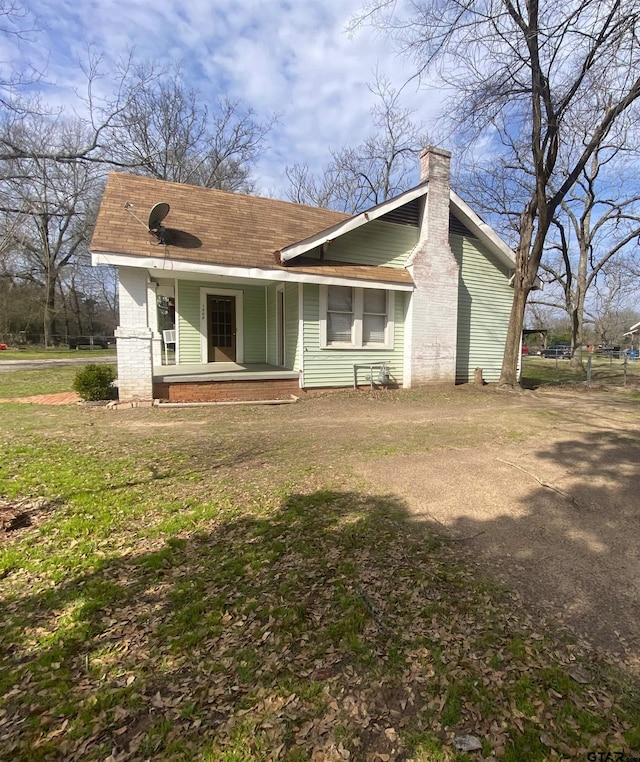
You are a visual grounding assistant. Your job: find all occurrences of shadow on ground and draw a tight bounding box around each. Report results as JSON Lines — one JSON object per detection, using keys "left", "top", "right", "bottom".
{"left": 357, "top": 404, "right": 640, "bottom": 669}
{"left": 3, "top": 487, "right": 639, "bottom": 761}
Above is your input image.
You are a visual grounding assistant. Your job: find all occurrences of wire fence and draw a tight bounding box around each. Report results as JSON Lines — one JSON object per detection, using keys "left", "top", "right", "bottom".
{"left": 0, "top": 333, "right": 114, "bottom": 348}
{"left": 522, "top": 352, "right": 640, "bottom": 389}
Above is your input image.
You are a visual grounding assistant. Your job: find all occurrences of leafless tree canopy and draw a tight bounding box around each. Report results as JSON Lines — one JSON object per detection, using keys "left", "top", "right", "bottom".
{"left": 533, "top": 132, "right": 640, "bottom": 360}
{"left": 108, "top": 66, "right": 275, "bottom": 192}
{"left": 286, "top": 74, "right": 429, "bottom": 213}
{"left": 353, "top": 0, "right": 640, "bottom": 385}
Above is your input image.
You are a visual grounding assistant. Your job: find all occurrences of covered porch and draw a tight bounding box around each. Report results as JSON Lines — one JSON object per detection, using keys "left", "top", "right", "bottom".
{"left": 152, "top": 362, "right": 301, "bottom": 403}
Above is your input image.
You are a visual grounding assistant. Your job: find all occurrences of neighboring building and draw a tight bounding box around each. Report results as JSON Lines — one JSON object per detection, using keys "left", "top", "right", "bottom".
{"left": 90, "top": 147, "right": 516, "bottom": 402}
{"left": 624, "top": 321, "right": 640, "bottom": 352}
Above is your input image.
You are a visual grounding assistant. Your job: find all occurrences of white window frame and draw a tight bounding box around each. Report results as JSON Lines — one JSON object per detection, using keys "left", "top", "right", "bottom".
{"left": 319, "top": 285, "right": 394, "bottom": 350}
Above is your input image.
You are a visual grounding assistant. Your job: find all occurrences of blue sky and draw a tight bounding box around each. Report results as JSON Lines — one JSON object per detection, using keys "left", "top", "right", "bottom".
{"left": 9, "top": 0, "right": 445, "bottom": 196}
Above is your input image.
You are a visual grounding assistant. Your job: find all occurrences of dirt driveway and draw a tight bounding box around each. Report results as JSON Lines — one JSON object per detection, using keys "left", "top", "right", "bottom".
{"left": 353, "top": 387, "right": 640, "bottom": 672}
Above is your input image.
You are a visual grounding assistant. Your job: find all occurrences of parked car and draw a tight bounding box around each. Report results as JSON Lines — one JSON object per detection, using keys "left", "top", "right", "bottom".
{"left": 598, "top": 346, "right": 622, "bottom": 358}
{"left": 541, "top": 344, "right": 571, "bottom": 359}
{"left": 69, "top": 336, "right": 110, "bottom": 349}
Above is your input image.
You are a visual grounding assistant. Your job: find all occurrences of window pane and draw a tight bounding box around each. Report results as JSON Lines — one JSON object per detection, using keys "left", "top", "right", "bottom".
{"left": 328, "top": 285, "right": 353, "bottom": 312}
{"left": 364, "top": 288, "right": 386, "bottom": 314}
{"left": 363, "top": 314, "right": 385, "bottom": 344}
{"left": 328, "top": 312, "right": 353, "bottom": 343}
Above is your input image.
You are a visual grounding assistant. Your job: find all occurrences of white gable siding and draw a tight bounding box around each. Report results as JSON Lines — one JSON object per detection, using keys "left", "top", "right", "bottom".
{"left": 450, "top": 235, "right": 513, "bottom": 383}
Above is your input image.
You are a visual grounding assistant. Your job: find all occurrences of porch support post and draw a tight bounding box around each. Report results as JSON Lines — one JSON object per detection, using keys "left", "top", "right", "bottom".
{"left": 147, "top": 279, "right": 162, "bottom": 367}
{"left": 115, "top": 267, "right": 154, "bottom": 400}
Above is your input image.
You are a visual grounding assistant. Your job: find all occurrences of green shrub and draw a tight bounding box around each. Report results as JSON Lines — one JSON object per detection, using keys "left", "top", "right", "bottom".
{"left": 72, "top": 364, "right": 117, "bottom": 401}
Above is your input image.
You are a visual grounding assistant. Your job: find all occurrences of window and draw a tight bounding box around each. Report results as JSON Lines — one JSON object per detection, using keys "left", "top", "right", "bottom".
{"left": 320, "top": 285, "right": 394, "bottom": 349}
{"left": 327, "top": 285, "right": 354, "bottom": 344}
{"left": 363, "top": 289, "right": 387, "bottom": 345}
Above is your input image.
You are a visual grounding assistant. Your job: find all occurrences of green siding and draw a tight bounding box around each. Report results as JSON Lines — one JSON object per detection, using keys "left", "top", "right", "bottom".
{"left": 450, "top": 235, "right": 513, "bottom": 383}
{"left": 265, "top": 283, "right": 298, "bottom": 369}
{"left": 309, "top": 220, "right": 417, "bottom": 268}
{"left": 177, "top": 281, "right": 200, "bottom": 363}
{"left": 301, "top": 284, "right": 405, "bottom": 388}
{"left": 176, "top": 280, "right": 267, "bottom": 364}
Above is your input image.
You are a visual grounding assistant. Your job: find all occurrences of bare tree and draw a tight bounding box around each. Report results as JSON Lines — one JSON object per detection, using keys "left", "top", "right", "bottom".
{"left": 589, "top": 267, "right": 640, "bottom": 347}
{"left": 536, "top": 140, "right": 640, "bottom": 364}
{"left": 0, "top": 0, "right": 42, "bottom": 111}
{"left": 0, "top": 118, "right": 103, "bottom": 344}
{"left": 354, "top": 0, "right": 640, "bottom": 387}
{"left": 0, "top": 40, "right": 169, "bottom": 169}
{"left": 286, "top": 74, "right": 428, "bottom": 213}
{"left": 108, "top": 65, "right": 275, "bottom": 192}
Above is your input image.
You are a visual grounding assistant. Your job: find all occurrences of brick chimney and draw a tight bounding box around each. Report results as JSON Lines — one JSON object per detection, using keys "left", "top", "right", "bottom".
{"left": 405, "top": 146, "right": 459, "bottom": 385}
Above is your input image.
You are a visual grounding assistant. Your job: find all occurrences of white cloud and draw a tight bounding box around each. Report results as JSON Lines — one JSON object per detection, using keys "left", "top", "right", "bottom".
{"left": 15, "top": 0, "right": 446, "bottom": 195}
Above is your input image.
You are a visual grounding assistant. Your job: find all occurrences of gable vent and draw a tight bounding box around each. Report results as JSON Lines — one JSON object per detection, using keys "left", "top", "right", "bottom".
{"left": 380, "top": 198, "right": 421, "bottom": 227}
{"left": 449, "top": 211, "right": 477, "bottom": 238}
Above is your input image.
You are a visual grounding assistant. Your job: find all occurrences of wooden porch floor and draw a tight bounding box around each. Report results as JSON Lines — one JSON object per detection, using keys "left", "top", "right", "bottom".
{"left": 153, "top": 363, "right": 299, "bottom": 383}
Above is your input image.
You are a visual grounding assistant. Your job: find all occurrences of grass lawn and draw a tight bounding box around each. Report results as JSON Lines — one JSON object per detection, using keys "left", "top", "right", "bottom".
{"left": 0, "top": 367, "right": 88, "bottom": 398}
{"left": 0, "top": 383, "right": 639, "bottom": 761}
{"left": 0, "top": 348, "right": 116, "bottom": 361}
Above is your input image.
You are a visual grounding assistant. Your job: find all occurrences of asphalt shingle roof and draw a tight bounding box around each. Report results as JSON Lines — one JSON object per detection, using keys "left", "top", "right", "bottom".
{"left": 90, "top": 173, "right": 413, "bottom": 286}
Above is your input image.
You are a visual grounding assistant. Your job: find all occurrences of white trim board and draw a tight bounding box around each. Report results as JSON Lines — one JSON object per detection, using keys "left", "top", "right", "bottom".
{"left": 92, "top": 251, "right": 413, "bottom": 292}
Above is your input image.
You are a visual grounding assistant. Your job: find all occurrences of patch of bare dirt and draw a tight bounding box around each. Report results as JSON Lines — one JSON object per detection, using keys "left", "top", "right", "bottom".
{"left": 354, "top": 387, "right": 640, "bottom": 672}
{"left": 0, "top": 497, "right": 56, "bottom": 544}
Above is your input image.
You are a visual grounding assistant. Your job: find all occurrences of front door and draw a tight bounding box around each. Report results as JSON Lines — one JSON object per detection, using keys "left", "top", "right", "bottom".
{"left": 207, "top": 295, "right": 236, "bottom": 362}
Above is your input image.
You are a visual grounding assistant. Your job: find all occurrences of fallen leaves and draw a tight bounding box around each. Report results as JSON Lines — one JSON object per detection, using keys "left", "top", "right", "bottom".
{"left": 0, "top": 485, "right": 637, "bottom": 761}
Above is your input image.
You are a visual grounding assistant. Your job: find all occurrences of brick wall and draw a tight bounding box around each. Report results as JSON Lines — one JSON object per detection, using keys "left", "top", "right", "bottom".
{"left": 154, "top": 378, "right": 300, "bottom": 403}
{"left": 116, "top": 267, "right": 154, "bottom": 399}
{"left": 406, "top": 147, "right": 459, "bottom": 385}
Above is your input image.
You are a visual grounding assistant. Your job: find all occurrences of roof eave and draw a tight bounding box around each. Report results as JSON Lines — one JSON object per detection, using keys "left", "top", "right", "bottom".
{"left": 90, "top": 250, "right": 414, "bottom": 291}
{"left": 448, "top": 191, "right": 543, "bottom": 290}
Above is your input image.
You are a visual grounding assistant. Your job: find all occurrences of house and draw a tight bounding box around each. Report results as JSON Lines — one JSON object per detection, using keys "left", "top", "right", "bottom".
{"left": 89, "top": 147, "right": 516, "bottom": 402}
{"left": 624, "top": 321, "right": 640, "bottom": 354}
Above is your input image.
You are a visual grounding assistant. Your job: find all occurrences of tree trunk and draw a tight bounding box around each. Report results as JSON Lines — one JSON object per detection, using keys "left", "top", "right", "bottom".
{"left": 499, "top": 209, "right": 537, "bottom": 388}
{"left": 499, "top": 281, "right": 531, "bottom": 387}
{"left": 569, "top": 279, "right": 587, "bottom": 369}
{"left": 569, "top": 305, "right": 584, "bottom": 369}
{"left": 43, "top": 275, "right": 57, "bottom": 347}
